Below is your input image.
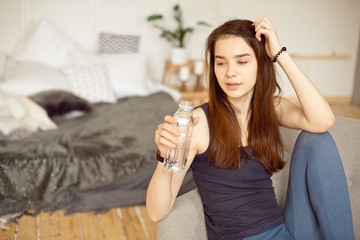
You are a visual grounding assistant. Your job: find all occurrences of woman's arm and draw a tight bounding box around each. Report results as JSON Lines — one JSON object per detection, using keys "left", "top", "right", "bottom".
{"left": 146, "top": 111, "right": 201, "bottom": 222}
{"left": 275, "top": 53, "right": 335, "bottom": 132}
{"left": 254, "top": 17, "right": 335, "bottom": 132}
{"left": 146, "top": 160, "right": 190, "bottom": 222}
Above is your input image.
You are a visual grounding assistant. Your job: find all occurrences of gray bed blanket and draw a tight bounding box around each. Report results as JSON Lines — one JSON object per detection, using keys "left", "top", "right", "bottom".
{"left": 0, "top": 92, "right": 196, "bottom": 216}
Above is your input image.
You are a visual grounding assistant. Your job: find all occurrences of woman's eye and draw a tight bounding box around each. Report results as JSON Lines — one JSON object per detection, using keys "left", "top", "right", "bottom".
{"left": 238, "top": 61, "right": 248, "bottom": 65}
{"left": 216, "top": 62, "right": 226, "bottom": 66}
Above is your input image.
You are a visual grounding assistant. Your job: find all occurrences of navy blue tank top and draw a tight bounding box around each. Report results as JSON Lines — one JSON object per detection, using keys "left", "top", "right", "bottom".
{"left": 191, "top": 103, "right": 283, "bottom": 240}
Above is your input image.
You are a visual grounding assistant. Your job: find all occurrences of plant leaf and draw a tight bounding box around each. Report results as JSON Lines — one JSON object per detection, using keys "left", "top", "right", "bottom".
{"left": 147, "top": 14, "right": 163, "bottom": 21}
{"left": 197, "top": 21, "right": 211, "bottom": 27}
{"left": 146, "top": 4, "right": 210, "bottom": 47}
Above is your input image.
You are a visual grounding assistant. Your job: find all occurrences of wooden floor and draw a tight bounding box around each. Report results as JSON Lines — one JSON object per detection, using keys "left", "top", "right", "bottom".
{"left": 1, "top": 98, "right": 360, "bottom": 240}
{"left": 0, "top": 206, "right": 156, "bottom": 240}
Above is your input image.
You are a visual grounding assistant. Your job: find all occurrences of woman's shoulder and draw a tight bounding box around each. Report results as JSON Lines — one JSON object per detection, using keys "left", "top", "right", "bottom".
{"left": 193, "top": 104, "right": 206, "bottom": 115}
{"left": 192, "top": 104, "right": 210, "bottom": 154}
{"left": 193, "top": 103, "right": 209, "bottom": 127}
{"left": 274, "top": 95, "right": 290, "bottom": 117}
{"left": 195, "top": 102, "right": 209, "bottom": 111}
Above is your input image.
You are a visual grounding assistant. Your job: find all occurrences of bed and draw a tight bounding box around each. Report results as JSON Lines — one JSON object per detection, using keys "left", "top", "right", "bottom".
{"left": 0, "top": 20, "right": 196, "bottom": 223}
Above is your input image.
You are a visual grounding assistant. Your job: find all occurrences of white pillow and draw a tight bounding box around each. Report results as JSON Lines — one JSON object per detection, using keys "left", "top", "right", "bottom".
{"left": 19, "top": 96, "right": 58, "bottom": 131}
{"left": 14, "top": 20, "right": 94, "bottom": 69}
{"left": 148, "top": 83, "right": 182, "bottom": 102}
{"left": 0, "top": 61, "right": 70, "bottom": 96}
{"left": 102, "top": 53, "right": 150, "bottom": 98}
{"left": 0, "top": 95, "right": 57, "bottom": 135}
{"left": 64, "top": 63, "right": 116, "bottom": 103}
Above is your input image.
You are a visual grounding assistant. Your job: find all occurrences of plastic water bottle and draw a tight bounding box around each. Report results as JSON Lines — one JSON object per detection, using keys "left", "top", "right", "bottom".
{"left": 163, "top": 100, "right": 194, "bottom": 174}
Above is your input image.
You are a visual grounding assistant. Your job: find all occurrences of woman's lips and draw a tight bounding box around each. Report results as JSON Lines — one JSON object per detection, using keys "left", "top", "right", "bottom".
{"left": 226, "top": 82, "right": 241, "bottom": 90}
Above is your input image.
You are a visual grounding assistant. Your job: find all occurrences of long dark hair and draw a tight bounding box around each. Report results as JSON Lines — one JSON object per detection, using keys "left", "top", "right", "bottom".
{"left": 205, "top": 19, "right": 285, "bottom": 173}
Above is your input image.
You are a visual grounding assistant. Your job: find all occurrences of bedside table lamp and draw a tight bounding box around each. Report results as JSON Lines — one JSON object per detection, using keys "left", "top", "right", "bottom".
{"left": 194, "top": 60, "right": 204, "bottom": 91}
{"left": 179, "top": 66, "right": 190, "bottom": 92}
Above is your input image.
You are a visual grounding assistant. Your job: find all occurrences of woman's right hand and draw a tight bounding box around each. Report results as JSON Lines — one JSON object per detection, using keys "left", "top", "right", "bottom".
{"left": 155, "top": 115, "right": 200, "bottom": 157}
{"left": 155, "top": 115, "right": 181, "bottom": 157}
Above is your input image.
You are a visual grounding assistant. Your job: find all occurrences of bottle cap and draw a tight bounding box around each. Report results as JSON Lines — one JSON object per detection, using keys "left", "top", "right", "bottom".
{"left": 178, "top": 100, "right": 193, "bottom": 110}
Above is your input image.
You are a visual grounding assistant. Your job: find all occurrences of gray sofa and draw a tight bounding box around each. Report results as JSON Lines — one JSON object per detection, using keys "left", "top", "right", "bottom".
{"left": 157, "top": 116, "right": 360, "bottom": 239}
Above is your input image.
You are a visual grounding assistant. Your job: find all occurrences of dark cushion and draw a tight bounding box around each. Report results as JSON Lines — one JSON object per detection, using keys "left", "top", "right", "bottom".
{"left": 29, "top": 90, "right": 93, "bottom": 118}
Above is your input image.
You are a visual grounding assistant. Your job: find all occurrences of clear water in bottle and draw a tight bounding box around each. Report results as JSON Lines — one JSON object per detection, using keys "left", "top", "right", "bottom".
{"left": 163, "top": 100, "right": 194, "bottom": 174}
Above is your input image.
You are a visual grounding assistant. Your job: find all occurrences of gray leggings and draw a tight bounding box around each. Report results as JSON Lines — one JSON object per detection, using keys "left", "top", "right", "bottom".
{"left": 244, "top": 131, "right": 354, "bottom": 240}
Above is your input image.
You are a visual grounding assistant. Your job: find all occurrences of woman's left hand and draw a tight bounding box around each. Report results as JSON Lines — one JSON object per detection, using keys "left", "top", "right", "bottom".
{"left": 253, "top": 17, "right": 282, "bottom": 59}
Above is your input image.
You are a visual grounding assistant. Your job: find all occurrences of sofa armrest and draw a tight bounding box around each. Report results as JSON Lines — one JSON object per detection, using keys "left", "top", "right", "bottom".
{"left": 157, "top": 189, "right": 207, "bottom": 240}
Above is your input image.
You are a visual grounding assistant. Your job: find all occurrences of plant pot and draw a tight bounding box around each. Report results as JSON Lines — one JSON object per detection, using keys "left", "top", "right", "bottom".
{"left": 171, "top": 47, "right": 188, "bottom": 65}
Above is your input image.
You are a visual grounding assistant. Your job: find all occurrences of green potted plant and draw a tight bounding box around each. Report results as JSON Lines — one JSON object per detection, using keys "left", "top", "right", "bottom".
{"left": 147, "top": 4, "right": 210, "bottom": 64}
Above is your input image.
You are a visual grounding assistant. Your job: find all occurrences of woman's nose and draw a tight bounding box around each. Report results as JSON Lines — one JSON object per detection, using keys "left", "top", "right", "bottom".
{"left": 226, "top": 63, "right": 237, "bottom": 78}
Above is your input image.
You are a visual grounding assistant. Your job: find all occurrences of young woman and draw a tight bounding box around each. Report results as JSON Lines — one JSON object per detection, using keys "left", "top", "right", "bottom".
{"left": 146, "top": 17, "right": 354, "bottom": 239}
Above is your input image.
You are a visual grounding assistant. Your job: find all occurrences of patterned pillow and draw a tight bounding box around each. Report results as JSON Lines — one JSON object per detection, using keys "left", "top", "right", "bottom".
{"left": 99, "top": 33, "right": 140, "bottom": 54}
{"left": 64, "top": 63, "right": 116, "bottom": 103}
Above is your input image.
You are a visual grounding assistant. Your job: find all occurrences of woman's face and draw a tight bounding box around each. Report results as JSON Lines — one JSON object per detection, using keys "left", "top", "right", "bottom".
{"left": 214, "top": 35, "right": 258, "bottom": 103}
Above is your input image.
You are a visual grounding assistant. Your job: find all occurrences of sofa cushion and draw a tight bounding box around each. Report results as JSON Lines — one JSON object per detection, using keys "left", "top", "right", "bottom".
{"left": 157, "top": 189, "right": 207, "bottom": 240}
{"left": 328, "top": 116, "right": 360, "bottom": 237}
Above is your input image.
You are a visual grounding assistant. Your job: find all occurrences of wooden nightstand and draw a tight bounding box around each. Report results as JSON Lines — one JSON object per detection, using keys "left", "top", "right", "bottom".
{"left": 162, "top": 60, "right": 195, "bottom": 86}
{"left": 162, "top": 60, "right": 208, "bottom": 106}
{"left": 171, "top": 86, "right": 208, "bottom": 106}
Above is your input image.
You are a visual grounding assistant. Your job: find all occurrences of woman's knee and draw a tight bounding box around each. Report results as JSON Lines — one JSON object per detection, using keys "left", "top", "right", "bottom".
{"left": 295, "top": 131, "right": 336, "bottom": 153}
{"left": 292, "top": 130, "right": 342, "bottom": 168}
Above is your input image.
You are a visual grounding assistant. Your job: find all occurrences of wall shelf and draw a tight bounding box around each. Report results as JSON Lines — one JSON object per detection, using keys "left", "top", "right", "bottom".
{"left": 290, "top": 54, "right": 350, "bottom": 60}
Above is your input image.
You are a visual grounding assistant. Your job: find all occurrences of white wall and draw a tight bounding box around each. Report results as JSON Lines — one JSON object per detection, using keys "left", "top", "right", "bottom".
{"left": 0, "top": 0, "right": 359, "bottom": 97}
{"left": 218, "top": 0, "right": 360, "bottom": 97}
